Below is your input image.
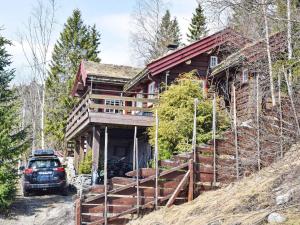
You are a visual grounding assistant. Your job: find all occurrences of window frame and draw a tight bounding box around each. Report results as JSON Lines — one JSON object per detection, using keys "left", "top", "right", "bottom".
{"left": 210, "top": 56, "right": 218, "bottom": 68}
{"left": 242, "top": 69, "right": 249, "bottom": 83}
{"left": 104, "top": 99, "right": 123, "bottom": 114}
{"left": 148, "top": 81, "right": 155, "bottom": 99}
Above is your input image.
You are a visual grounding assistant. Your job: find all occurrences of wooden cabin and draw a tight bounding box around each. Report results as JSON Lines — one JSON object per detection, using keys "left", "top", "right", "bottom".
{"left": 66, "top": 28, "right": 251, "bottom": 184}
{"left": 210, "top": 32, "right": 287, "bottom": 124}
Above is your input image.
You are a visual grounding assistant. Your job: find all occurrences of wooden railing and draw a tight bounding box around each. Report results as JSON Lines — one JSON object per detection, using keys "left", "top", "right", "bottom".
{"left": 66, "top": 89, "right": 158, "bottom": 134}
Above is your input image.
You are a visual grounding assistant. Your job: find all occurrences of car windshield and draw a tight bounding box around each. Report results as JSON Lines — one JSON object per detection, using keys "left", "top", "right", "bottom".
{"left": 28, "top": 159, "right": 61, "bottom": 169}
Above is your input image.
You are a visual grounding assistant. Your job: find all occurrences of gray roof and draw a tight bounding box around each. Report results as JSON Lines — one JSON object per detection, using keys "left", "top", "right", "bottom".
{"left": 83, "top": 61, "right": 141, "bottom": 80}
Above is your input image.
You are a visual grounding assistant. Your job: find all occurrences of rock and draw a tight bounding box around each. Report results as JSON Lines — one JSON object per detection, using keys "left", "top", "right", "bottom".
{"left": 267, "top": 212, "right": 286, "bottom": 223}
{"left": 276, "top": 190, "right": 293, "bottom": 205}
{"left": 208, "top": 220, "right": 222, "bottom": 225}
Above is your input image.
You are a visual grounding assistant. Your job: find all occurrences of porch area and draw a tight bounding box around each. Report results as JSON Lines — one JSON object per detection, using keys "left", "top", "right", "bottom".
{"left": 66, "top": 88, "right": 158, "bottom": 180}
{"left": 66, "top": 89, "right": 157, "bottom": 142}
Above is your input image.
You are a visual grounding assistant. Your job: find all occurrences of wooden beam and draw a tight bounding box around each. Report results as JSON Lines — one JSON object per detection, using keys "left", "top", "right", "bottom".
{"left": 188, "top": 159, "right": 194, "bottom": 202}
{"left": 74, "top": 139, "right": 80, "bottom": 172}
{"left": 212, "top": 93, "right": 217, "bottom": 185}
{"left": 79, "top": 136, "right": 85, "bottom": 167}
{"left": 133, "top": 126, "right": 137, "bottom": 171}
{"left": 75, "top": 198, "right": 81, "bottom": 225}
{"left": 89, "top": 103, "right": 153, "bottom": 113}
{"left": 92, "top": 126, "right": 101, "bottom": 185}
{"left": 90, "top": 94, "right": 158, "bottom": 103}
{"left": 136, "top": 137, "right": 140, "bottom": 215}
{"left": 166, "top": 170, "right": 190, "bottom": 207}
{"left": 155, "top": 110, "right": 159, "bottom": 209}
{"left": 192, "top": 99, "right": 198, "bottom": 162}
{"left": 104, "top": 127, "right": 108, "bottom": 225}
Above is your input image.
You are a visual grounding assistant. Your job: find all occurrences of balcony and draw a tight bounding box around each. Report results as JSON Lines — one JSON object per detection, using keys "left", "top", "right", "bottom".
{"left": 65, "top": 89, "right": 157, "bottom": 141}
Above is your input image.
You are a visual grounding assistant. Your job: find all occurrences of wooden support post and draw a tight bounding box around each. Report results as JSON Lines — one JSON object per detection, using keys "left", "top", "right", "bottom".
{"left": 136, "top": 137, "right": 140, "bottom": 215}
{"left": 256, "top": 74, "right": 261, "bottom": 170}
{"left": 212, "top": 93, "right": 217, "bottom": 185}
{"left": 79, "top": 136, "right": 85, "bottom": 165}
{"left": 104, "top": 127, "right": 108, "bottom": 225}
{"left": 155, "top": 110, "right": 159, "bottom": 209}
{"left": 133, "top": 126, "right": 137, "bottom": 170}
{"left": 92, "top": 126, "right": 100, "bottom": 185}
{"left": 74, "top": 139, "right": 80, "bottom": 172}
{"left": 188, "top": 159, "right": 194, "bottom": 202}
{"left": 192, "top": 98, "right": 199, "bottom": 162}
{"left": 278, "top": 72, "right": 283, "bottom": 158}
{"left": 75, "top": 198, "right": 81, "bottom": 225}
{"left": 86, "top": 132, "right": 92, "bottom": 154}
{"left": 232, "top": 83, "right": 239, "bottom": 180}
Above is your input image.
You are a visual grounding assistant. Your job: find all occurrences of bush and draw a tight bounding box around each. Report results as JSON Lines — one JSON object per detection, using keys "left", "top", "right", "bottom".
{"left": 0, "top": 33, "right": 29, "bottom": 211}
{"left": 0, "top": 165, "right": 18, "bottom": 211}
{"left": 148, "top": 72, "right": 229, "bottom": 160}
{"left": 79, "top": 150, "right": 92, "bottom": 174}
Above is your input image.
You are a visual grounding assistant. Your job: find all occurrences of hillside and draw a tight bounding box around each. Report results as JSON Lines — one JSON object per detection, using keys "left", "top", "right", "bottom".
{"left": 129, "top": 144, "right": 300, "bottom": 225}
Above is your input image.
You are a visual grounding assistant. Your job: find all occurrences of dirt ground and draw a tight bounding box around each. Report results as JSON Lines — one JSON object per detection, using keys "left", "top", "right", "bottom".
{"left": 0, "top": 189, "right": 75, "bottom": 225}
{"left": 128, "top": 144, "right": 300, "bottom": 225}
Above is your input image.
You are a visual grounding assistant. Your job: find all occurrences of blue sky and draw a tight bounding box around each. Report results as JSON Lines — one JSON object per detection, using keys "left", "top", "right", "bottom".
{"left": 0, "top": 0, "right": 223, "bottom": 84}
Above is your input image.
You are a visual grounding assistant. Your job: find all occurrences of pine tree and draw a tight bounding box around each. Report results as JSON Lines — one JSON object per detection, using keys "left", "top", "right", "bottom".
{"left": 187, "top": 4, "right": 208, "bottom": 43}
{"left": 0, "top": 33, "right": 28, "bottom": 210}
{"left": 45, "top": 9, "right": 101, "bottom": 150}
{"left": 155, "top": 10, "right": 182, "bottom": 58}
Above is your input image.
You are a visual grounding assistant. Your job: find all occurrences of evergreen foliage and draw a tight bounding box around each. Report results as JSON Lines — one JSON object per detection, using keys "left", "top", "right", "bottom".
{"left": 156, "top": 10, "right": 182, "bottom": 56}
{"left": 79, "top": 150, "right": 93, "bottom": 174}
{"left": 0, "top": 33, "right": 28, "bottom": 211}
{"left": 187, "top": 4, "right": 208, "bottom": 43}
{"left": 45, "top": 9, "right": 101, "bottom": 150}
{"left": 148, "top": 72, "right": 229, "bottom": 160}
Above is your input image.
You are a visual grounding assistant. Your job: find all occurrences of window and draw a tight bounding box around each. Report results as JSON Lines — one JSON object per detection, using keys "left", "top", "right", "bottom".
{"left": 242, "top": 69, "right": 249, "bottom": 83}
{"left": 148, "top": 82, "right": 155, "bottom": 99}
{"left": 210, "top": 56, "right": 218, "bottom": 68}
{"left": 136, "top": 91, "right": 143, "bottom": 108}
{"left": 29, "top": 159, "right": 61, "bottom": 169}
{"left": 105, "top": 99, "right": 123, "bottom": 114}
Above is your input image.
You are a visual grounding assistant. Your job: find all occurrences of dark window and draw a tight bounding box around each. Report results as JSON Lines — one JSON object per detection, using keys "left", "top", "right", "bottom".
{"left": 28, "top": 159, "right": 61, "bottom": 169}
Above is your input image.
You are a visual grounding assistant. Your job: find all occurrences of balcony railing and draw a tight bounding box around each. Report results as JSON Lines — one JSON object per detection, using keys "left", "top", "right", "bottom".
{"left": 66, "top": 89, "right": 158, "bottom": 139}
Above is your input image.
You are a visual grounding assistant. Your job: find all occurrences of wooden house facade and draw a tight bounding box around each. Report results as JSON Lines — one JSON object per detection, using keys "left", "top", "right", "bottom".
{"left": 69, "top": 29, "right": 299, "bottom": 225}
{"left": 66, "top": 28, "right": 251, "bottom": 183}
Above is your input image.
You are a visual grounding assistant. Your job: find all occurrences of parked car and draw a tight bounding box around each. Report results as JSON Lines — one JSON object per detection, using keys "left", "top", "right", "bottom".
{"left": 20, "top": 149, "right": 67, "bottom": 196}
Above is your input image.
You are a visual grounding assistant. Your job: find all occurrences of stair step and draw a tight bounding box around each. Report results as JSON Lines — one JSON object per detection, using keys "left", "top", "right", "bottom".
{"left": 82, "top": 217, "right": 130, "bottom": 225}
{"left": 172, "top": 153, "right": 192, "bottom": 161}
{"left": 125, "top": 168, "right": 155, "bottom": 178}
{"left": 82, "top": 204, "right": 134, "bottom": 214}
{"left": 159, "top": 160, "right": 181, "bottom": 167}
{"left": 111, "top": 177, "right": 135, "bottom": 186}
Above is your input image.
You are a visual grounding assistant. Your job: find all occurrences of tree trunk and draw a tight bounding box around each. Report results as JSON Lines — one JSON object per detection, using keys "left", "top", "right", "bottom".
{"left": 262, "top": 0, "right": 276, "bottom": 106}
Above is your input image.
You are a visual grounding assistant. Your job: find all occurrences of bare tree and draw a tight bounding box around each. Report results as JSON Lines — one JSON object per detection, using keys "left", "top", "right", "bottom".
{"left": 130, "top": 0, "right": 167, "bottom": 65}
{"left": 19, "top": 0, "right": 56, "bottom": 149}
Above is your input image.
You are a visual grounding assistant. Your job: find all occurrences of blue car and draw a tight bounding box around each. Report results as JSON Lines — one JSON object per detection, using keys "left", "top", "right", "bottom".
{"left": 21, "top": 149, "right": 67, "bottom": 196}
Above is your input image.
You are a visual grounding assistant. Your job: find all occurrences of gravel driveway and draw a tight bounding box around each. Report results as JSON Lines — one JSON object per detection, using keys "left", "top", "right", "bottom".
{"left": 0, "top": 190, "right": 75, "bottom": 225}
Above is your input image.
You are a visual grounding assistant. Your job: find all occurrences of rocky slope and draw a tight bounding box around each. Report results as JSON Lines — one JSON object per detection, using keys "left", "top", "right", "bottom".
{"left": 129, "top": 144, "right": 300, "bottom": 225}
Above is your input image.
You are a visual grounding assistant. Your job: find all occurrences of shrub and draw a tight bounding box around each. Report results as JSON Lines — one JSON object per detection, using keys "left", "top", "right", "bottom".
{"left": 148, "top": 72, "right": 229, "bottom": 160}
{"left": 79, "top": 150, "right": 93, "bottom": 174}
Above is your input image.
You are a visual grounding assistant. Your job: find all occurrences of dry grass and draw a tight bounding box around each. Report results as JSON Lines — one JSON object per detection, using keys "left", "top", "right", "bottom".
{"left": 128, "top": 144, "right": 300, "bottom": 225}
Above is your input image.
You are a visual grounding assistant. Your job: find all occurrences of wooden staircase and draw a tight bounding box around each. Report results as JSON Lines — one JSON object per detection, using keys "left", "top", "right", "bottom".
{"left": 75, "top": 143, "right": 234, "bottom": 225}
